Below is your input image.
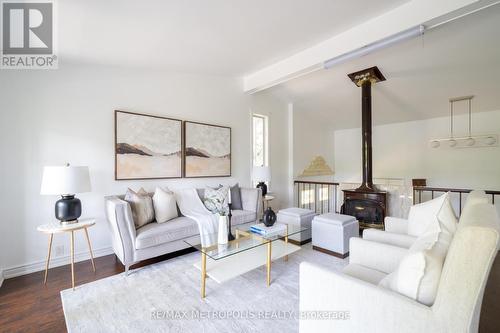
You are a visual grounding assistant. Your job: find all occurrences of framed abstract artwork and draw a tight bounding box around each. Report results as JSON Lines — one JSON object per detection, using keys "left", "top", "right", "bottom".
{"left": 114, "top": 110, "right": 182, "bottom": 180}
{"left": 183, "top": 121, "right": 231, "bottom": 178}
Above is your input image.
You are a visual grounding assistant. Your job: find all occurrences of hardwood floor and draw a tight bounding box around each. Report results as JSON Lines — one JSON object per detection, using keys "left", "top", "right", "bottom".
{"left": 0, "top": 250, "right": 499, "bottom": 333}
{"left": 0, "top": 249, "right": 195, "bottom": 333}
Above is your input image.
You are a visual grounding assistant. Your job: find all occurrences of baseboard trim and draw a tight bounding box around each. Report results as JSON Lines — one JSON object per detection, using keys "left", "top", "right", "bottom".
{"left": 0, "top": 269, "right": 4, "bottom": 288}
{"left": 312, "top": 245, "right": 349, "bottom": 259}
{"left": 3, "top": 247, "right": 114, "bottom": 279}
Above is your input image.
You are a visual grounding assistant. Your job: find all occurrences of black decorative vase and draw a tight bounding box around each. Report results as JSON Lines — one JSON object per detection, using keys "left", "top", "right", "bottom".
{"left": 263, "top": 207, "right": 276, "bottom": 227}
{"left": 256, "top": 182, "right": 268, "bottom": 197}
{"left": 55, "top": 195, "right": 82, "bottom": 224}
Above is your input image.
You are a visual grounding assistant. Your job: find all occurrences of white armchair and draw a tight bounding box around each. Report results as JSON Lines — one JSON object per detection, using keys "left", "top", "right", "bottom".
{"left": 300, "top": 202, "right": 500, "bottom": 333}
{"left": 362, "top": 216, "right": 417, "bottom": 248}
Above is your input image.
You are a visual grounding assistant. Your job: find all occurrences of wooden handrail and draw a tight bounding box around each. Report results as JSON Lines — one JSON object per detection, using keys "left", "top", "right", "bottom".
{"left": 413, "top": 186, "right": 499, "bottom": 213}
{"left": 413, "top": 186, "right": 500, "bottom": 195}
{"left": 294, "top": 180, "right": 339, "bottom": 186}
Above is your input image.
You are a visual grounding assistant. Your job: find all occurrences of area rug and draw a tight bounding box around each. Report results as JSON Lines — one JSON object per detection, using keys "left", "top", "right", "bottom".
{"left": 61, "top": 244, "right": 347, "bottom": 333}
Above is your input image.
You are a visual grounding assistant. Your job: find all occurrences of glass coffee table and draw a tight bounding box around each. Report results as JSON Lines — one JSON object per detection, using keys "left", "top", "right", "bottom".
{"left": 184, "top": 222, "right": 308, "bottom": 298}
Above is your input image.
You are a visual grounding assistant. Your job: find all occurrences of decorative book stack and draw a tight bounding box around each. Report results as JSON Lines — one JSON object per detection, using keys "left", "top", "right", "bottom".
{"left": 250, "top": 223, "right": 286, "bottom": 237}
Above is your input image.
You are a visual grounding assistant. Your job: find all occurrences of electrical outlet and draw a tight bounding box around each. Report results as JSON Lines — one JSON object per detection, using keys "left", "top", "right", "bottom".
{"left": 55, "top": 245, "right": 65, "bottom": 257}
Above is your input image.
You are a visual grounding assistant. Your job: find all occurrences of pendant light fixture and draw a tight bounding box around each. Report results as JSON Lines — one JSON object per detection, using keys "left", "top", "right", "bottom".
{"left": 430, "top": 96, "right": 498, "bottom": 149}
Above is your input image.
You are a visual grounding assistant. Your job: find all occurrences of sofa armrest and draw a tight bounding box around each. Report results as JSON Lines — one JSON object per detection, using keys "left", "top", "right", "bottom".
{"left": 363, "top": 229, "right": 416, "bottom": 249}
{"left": 240, "top": 187, "right": 262, "bottom": 213}
{"left": 349, "top": 238, "right": 408, "bottom": 274}
{"left": 300, "top": 262, "right": 435, "bottom": 333}
{"left": 385, "top": 216, "right": 409, "bottom": 234}
{"left": 104, "top": 196, "right": 136, "bottom": 266}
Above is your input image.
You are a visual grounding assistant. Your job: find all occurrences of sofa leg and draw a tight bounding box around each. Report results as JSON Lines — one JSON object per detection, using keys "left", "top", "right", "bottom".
{"left": 125, "top": 264, "right": 130, "bottom": 276}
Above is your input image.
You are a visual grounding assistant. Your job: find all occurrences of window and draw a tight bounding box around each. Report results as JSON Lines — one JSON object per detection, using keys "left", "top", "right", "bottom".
{"left": 252, "top": 114, "right": 268, "bottom": 167}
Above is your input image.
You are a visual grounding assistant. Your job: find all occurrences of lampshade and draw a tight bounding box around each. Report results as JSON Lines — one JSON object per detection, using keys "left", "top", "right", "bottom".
{"left": 40, "top": 165, "right": 91, "bottom": 195}
{"left": 253, "top": 166, "right": 271, "bottom": 182}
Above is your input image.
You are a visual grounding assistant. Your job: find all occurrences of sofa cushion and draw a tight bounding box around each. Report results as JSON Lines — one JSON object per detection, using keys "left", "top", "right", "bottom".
{"left": 203, "top": 186, "right": 230, "bottom": 215}
{"left": 407, "top": 192, "right": 457, "bottom": 237}
{"left": 363, "top": 228, "right": 417, "bottom": 249}
{"left": 231, "top": 210, "right": 257, "bottom": 225}
{"left": 343, "top": 264, "right": 387, "bottom": 285}
{"left": 196, "top": 185, "right": 222, "bottom": 201}
{"left": 124, "top": 188, "right": 155, "bottom": 228}
{"left": 229, "top": 183, "right": 243, "bottom": 210}
{"left": 135, "top": 216, "right": 198, "bottom": 250}
{"left": 152, "top": 187, "right": 178, "bottom": 223}
{"left": 379, "top": 198, "right": 456, "bottom": 306}
{"left": 460, "top": 190, "right": 489, "bottom": 222}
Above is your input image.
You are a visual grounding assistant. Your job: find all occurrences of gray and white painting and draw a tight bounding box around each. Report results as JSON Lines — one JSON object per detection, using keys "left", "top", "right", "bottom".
{"left": 115, "top": 111, "right": 182, "bottom": 179}
{"left": 184, "top": 122, "right": 231, "bottom": 177}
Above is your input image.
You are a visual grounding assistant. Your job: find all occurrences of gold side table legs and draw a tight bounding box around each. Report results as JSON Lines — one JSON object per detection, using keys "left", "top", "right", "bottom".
{"left": 267, "top": 241, "right": 272, "bottom": 286}
{"left": 70, "top": 231, "right": 75, "bottom": 290}
{"left": 42, "top": 226, "right": 96, "bottom": 290}
{"left": 43, "top": 234, "right": 54, "bottom": 284}
{"left": 201, "top": 251, "right": 207, "bottom": 298}
{"left": 84, "top": 228, "right": 96, "bottom": 272}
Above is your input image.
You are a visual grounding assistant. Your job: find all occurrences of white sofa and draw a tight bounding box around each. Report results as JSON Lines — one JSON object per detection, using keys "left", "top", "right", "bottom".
{"left": 300, "top": 196, "right": 499, "bottom": 332}
{"left": 362, "top": 216, "right": 417, "bottom": 248}
{"left": 105, "top": 187, "right": 261, "bottom": 274}
{"left": 363, "top": 191, "right": 491, "bottom": 249}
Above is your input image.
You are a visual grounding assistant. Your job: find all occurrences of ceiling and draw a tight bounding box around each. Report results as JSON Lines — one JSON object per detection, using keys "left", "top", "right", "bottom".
{"left": 263, "top": 3, "right": 500, "bottom": 129}
{"left": 59, "top": 0, "right": 408, "bottom": 75}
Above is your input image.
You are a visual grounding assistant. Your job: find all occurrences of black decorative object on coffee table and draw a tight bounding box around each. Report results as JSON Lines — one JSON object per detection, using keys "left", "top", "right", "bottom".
{"left": 263, "top": 207, "right": 276, "bottom": 227}
{"left": 227, "top": 203, "right": 235, "bottom": 241}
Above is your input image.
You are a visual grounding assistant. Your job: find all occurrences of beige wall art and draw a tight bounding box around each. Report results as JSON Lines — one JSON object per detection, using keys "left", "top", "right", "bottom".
{"left": 115, "top": 110, "right": 182, "bottom": 180}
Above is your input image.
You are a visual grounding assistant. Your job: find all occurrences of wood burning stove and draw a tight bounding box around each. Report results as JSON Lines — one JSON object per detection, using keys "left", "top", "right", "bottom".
{"left": 342, "top": 190, "right": 387, "bottom": 229}
{"left": 341, "top": 66, "right": 387, "bottom": 229}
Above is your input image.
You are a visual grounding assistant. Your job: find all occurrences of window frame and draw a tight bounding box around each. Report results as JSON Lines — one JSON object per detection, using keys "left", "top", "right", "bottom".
{"left": 252, "top": 113, "right": 269, "bottom": 167}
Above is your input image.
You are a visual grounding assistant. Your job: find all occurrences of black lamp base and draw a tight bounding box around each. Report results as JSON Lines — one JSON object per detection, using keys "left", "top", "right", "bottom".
{"left": 256, "top": 182, "right": 268, "bottom": 197}
{"left": 55, "top": 195, "right": 82, "bottom": 224}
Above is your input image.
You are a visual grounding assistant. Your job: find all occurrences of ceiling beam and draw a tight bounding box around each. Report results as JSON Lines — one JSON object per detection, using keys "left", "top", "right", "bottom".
{"left": 243, "top": 0, "right": 482, "bottom": 93}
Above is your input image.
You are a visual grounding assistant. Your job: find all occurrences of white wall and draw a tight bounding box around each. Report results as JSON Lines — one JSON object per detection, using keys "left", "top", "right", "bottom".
{"left": 293, "top": 110, "right": 335, "bottom": 182}
{"left": 0, "top": 64, "right": 288, "bottom": 276}
{"left": 334, "top": 110, "right": 500, "bottom": 189}
{"left": 249, "top": 92, "right": 291, "bottom": 209}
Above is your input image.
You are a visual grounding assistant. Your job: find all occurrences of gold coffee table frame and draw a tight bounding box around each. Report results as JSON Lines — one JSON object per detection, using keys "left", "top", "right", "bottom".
{"left": 199, "top": 225, "right": 289, "bottom": 298}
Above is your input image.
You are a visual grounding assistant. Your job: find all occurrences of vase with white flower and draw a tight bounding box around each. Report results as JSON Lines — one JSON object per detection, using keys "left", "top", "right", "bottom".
{"left": 203, "top": 194, "right": 230, "bottom": 245}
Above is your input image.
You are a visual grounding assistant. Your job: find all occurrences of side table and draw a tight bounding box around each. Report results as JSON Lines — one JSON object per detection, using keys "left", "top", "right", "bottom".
{"left": 37, "top": 218, "right": 96, "bottom": 290}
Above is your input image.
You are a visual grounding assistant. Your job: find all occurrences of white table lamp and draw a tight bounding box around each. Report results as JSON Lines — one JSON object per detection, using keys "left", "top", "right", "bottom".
{"left": 41, "top": 164, "right": 91, "bottom": 224}
{"left": 253, "top": 166, "right": 271, "bottom": 196}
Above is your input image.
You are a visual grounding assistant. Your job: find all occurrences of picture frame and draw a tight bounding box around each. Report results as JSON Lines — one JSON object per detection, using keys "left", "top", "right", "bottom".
{"left": 114, "top": 110, "right": 183, "bottom": 180}
{"left": 183, "top": 121, "right": 231, "bottom": 178}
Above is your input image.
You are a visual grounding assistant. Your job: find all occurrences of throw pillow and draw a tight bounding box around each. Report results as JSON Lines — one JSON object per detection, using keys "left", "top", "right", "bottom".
{"left": 124, "top": 188, "right": 155, "bottom": 228}
{"left": 407, "top": 193, "right": 452, "bottom": 237}
{"left": 196, "top": 184, "right": 222, "bottom": 201}
{"left": 230, "top": 183, "right": 243, "bottom": 210}
{"left": 203, "top": 186, "right": 229, "bottom": 215}
{"left": 152, "top": 187, "right": 178, "bottom": 223}
{"left": 379, "top": 195, "right": 456, "bottom": 306}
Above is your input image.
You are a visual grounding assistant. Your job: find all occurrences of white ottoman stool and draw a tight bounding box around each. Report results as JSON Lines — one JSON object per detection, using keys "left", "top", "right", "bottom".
{"left": 277, "top": 208, "right": 317, "bottom": 244}
{"left": 312, "top": 213, "right": 359, "bottom": 258}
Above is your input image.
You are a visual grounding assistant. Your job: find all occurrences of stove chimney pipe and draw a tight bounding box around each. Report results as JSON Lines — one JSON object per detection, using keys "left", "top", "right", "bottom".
{"left": 347, "top": 66, "right": 386, "bottom": 192}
